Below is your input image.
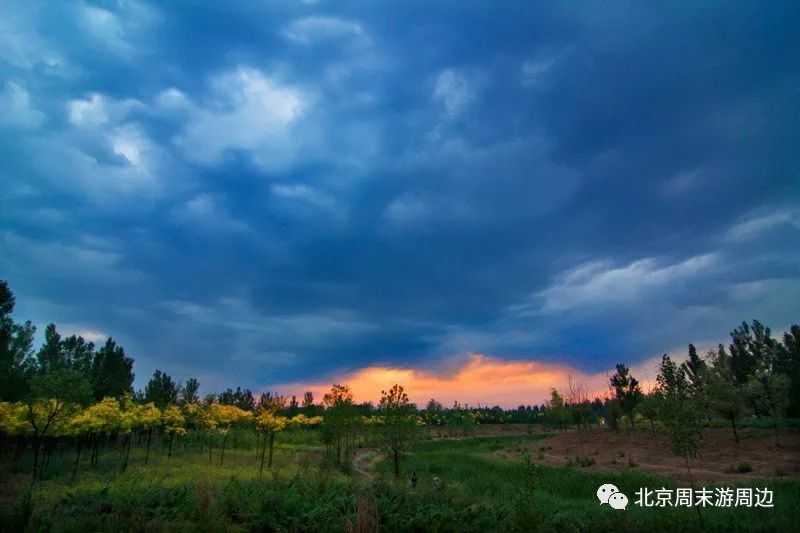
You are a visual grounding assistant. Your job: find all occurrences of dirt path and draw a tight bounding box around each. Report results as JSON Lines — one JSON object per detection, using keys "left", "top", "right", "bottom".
{"left": 353, "top": 448, "right": 384, "bottom": 480}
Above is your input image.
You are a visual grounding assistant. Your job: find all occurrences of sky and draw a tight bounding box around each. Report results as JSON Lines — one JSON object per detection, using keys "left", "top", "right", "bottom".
{"left": 1, "top": 1, "right": 799, "bottom": 407}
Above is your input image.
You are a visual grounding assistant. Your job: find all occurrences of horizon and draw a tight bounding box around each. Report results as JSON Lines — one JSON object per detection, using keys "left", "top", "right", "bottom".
{"left": 2, "top": 1, "right": 799, "bottom": 407}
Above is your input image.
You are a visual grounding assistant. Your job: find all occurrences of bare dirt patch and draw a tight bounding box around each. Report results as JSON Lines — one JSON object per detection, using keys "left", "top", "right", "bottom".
{"left": 426, "top": 424, "right": 538, "bottom": 440}
{"left": 497, "top": 427, "right": 800, "bottom": 483}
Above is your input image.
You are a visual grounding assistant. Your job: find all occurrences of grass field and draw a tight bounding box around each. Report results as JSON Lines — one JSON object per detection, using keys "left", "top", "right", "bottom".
{"left": 1, "top": 429, "right": 798, "bottom": 532}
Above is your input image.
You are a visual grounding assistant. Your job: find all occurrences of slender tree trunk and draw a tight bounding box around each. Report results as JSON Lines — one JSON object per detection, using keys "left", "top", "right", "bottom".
{"left": 730, "top": 416, "right": 739, "bottom": 444}
{"left": 393, "top": 447, "right": 400, "bottom": 478}
{"left": 31, "top": 435, "right": 41, "bottom": 481}
{"left": 219, "top": 434, "right": 227, "bottom": 466}
{"left": 91, "top": 435, "right": 99, "bottom": 467}
{"left": 259, "top": 435, "right": 267, "bottom": 479}
{"left": 121, "top": 434, "right": 132, "bottom": 473}
{"left": 145, "top": 429, "right": 152, "bottom": 465}
{"left": 268, "top": 432, "right": 275, "bottom": 468}
{"left": 168, "top": 434, "right": 174, "bottom": 458}
{"left": 72, "top": 438, "right": 83, "bottom": 482}
{"left": 685, "top": 456, "right": 704, "bottom": 528}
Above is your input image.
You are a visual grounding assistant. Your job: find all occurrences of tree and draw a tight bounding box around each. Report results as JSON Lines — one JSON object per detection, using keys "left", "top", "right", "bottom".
{"left": 707, "top": 345, "right": 749, "bottom": 444}
{"left": 25, "top": 369, "right": 92, "bottom": 478}
{"left": 161, "top": 405, "right": 186, "bottom": 458}
{"left": 220, "top": 387, "right": 256, "bottom": 411}
{"left": 776, "top": 325, "right": 800, "bottom": 417}
{"left": 379, "top": 384, "right": 418, "bottom": 478}
{"left": 609, "top": 364, "right": 643, "bottom": 429}
{"left": 0, "top": 281, "right": 36, "bottom": 402}
{"left": 746, "top": 368, "right": 791, "bottom": 447}
{"left": 35, "top": 324, "right": 64, "bottom": 374}
{"left": 257, "top": 391, "right": 285, "bottom": 412}
{"left": 635, "top": 392, "right": 662, "bottom": 433}
{"left": 91, "top": 338, "right": 134, "bottom": 400}
{"left": 255, "top": 411, "right": 287, "bottom": 477}
{"left": 682, "top": 344, "right": 708, "bottom": 395}
{"left": 61, "top": 335, "right": 95, "bottom": 377}
{"left": 144, "top": 369, "right": 179, "bottom": 408}
{"left": 727, "top": 320, "right": 779, "bottom": 388}
{"left": 546, "top": 389, "right": 569, "bottom": 430}
{"left": 302, "top": 391, "right": 314, "bottom": 409}
{"left": 180, "top": 377, "right": 200, "bottom": 405}
{"left": 321, "top": 384, "right": 356, "bottom": 466}
{"left": 656, "top": 354, "right": 704, "bottom": 526}
{"left": 208, "top": 403, "right": 251, "bottom": 465}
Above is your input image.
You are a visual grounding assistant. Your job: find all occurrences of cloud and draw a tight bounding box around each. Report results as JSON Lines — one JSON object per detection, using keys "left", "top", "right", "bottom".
{"left": 171, "top": 193, "right": 251, "bottom": 234}
{"left": 271, "top": 184, "right": 336, "bottom": 210}
{"left": 0, "top": 81, "right": 45, "bottom": 129}
{"left": 67, "top": 93, "right": 144, "bottom": 127}
{"left": 0, "top": 231, "right": 144, "bottom": 285}
{"left": 283, "top": 16, "right": 367, "bottom": 45}
{"left": 433, "top": 68, "right": 474, "bottom": 118}
{"left": 725, "top": 209, "right": 800, "bottom": 242}
{"left": 29, "top": 121, "right": 166, "bottom": 204}
{"left": 174, "top": 67, "right": 308, "bottom": 169}
{"left": 59, "top": 324, "right": 108, "bottom": 344}
{"left": 515, "top": 254, "right": 720, "bottom": 315}
{"left": 77, "top": 1, "right": 159, "bottom": 59}
{"left": 0, "top": 2, "right": 66, "bottom": 71}
{"left": 521, "top": 57, "right": 557, "bottom": 88}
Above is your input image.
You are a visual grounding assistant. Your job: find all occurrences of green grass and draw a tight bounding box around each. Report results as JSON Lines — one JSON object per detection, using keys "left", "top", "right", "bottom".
{"left": 1, "top": 433, "right": 798, "bottom": 532}
{"left": 375, "top": 435, "right": 800, "bottom": 532}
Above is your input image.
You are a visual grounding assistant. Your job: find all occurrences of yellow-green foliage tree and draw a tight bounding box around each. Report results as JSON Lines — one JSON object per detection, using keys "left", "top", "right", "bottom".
{"left": 208, "top": 403, "right": 251, "bottom": 465}
{"left": 255, "top": 411, "right": 287, "bottom": 477}
{"left": 137, "top": 402, "right": 162, "bottom": 464}
{"left": 161, "top": 405, "right": 186, "bottom": 458}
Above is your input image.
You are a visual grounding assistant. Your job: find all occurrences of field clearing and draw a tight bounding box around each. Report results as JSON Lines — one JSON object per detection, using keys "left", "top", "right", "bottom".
{"left": 2, "top": 429, "right": 799, "bottom": 531}
{"left": 494, "top": 427, "right": 800, "bottom": 483}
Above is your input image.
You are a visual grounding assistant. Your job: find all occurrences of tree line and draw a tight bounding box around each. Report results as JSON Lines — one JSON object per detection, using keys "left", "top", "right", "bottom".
{"left": 1, "top": 278, "right": 798, "bottom": 481}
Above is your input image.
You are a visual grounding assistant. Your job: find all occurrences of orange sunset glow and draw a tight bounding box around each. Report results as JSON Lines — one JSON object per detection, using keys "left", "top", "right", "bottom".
{"left": 278, "top": 353, "right": 666, "bottom": 408}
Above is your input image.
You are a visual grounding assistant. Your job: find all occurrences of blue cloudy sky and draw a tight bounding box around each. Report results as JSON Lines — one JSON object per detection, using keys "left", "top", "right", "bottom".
{"left": 1, "top": 1, "right": 798, "bottom": 400}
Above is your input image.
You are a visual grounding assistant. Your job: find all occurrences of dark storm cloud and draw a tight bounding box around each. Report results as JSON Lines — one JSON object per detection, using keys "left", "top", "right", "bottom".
{"left": 1, "top": 0, "right": 798, "bottom": 391}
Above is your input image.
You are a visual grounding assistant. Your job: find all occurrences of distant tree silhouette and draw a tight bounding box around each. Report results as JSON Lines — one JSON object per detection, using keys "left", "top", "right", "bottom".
{"left": 144, "top": 369, "right": 179, "bottom": 408}
{"left": 180, "top": 377, "right": 200, "bottom": 404}
{"left": 91, "top": 338, "right": 134, "bottom": 400}
{"left": 609, "top": 363, "right": 643, "bottom": 429}
{"left": 0, "top": 280, "right": 36, "bottom": 401}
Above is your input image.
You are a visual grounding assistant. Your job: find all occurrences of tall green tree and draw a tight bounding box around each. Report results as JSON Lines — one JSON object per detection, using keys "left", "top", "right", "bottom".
{"left": 220, "top": 387, "right": 256, "bottom": 410}
{"left": 26, "top": 368, "right": 92, "bottom": 479}
{"left": 776, "top": 325, "right": 800, "bottom": 417}
{"left": 61, "top": 334, "right": 95, "bottom": 377}
{"left": 36, "top": 323, "right": 64, "bottom": 374}
{"left": 379, "top": 384, "right": 418, "bottom": 478}
{"left": 180, "top": 377, "right": 200, "bottom": 404}
{"left": 0, "top": 280, "right": 36, "bottom": 401}
{"left": 728, "top": 320, "right": 779, "bottom": 386}
{"left": 609, "top": 363, "right": 643, "bottom": 429}
{"left": 656, "top": 354, "right": 705, "bottom": 527}
{"left": 321, "top": 384, "right": 356, "bottom": 466}
{"left": 144, "top": 369, "right": 179, "bottom": 408}
{"left": 706, "top": 345, "right": 749, "bottom": 444}
{"left": 681, "top": 344, "right": 708, "bottom": 395}
{"left": 91, "top": 337, "right": 134, "bottom": 400}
